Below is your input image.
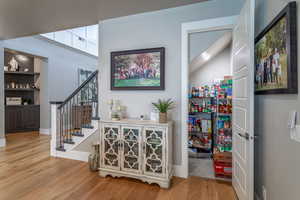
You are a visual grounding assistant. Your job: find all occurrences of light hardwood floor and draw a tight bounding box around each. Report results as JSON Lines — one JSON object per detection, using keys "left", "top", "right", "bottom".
{"left": 0, "top": 132, "right": 237, "bottom": 200}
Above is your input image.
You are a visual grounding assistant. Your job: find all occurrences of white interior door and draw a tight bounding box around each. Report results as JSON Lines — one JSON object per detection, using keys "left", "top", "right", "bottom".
{"left": 231, "top": 0, "right": 255, "bottom": 200}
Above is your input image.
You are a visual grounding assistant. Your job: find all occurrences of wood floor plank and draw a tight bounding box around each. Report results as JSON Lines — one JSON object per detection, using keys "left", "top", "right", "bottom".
{"left": 0, "top": 132, "right": 237, "bottom": 200}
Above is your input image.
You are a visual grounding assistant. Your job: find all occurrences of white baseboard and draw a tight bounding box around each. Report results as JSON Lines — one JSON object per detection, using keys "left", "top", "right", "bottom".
{"left": 173, "top": 164, "right": 187, "bottom": 178}
{"left": 39, "top": 128, "right": 50, "bottom": 135}
{"left": 0, "top": 138, "right": 6, "bottom": 147}
{"left": 54, "top": 150, "right": 90, "bottom": 162}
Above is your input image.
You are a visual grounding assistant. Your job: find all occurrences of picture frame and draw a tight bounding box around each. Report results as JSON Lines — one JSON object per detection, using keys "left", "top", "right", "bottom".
{"left": 111, "top": 47, "right": 165, "bottom": 90}
{"left": 255, "top": 1, "right": 297, "bottom": 94}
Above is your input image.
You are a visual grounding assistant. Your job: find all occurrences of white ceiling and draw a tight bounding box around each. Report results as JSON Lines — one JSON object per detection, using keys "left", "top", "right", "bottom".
{"left": 189, "top": 31, "right": 232, "bottom": 74}
{"left": 0, "top": 0, "right": 206, "bottom": 39}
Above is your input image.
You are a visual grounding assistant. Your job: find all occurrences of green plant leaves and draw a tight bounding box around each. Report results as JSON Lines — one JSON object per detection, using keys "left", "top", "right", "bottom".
{"left": 152, "top": 98, "right": 174, "bottom": 113}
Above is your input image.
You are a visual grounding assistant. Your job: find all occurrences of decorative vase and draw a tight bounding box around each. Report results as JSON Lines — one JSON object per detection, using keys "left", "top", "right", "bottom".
{"left": 88, "top": 143, "right": 100, "bottom": 172}
{"left": 159, "top": 112, "right": 168, "bottom": 123}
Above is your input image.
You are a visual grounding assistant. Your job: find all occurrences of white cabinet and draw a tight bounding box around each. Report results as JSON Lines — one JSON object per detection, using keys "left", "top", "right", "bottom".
{"left": 121, "top": 126, "right": 142, "bottom": 174}
{"left": 101, "top": 124, "right": 120, "bottom": 170}
{"left": 99, "top": 120, "right": 173, "bottom": 188}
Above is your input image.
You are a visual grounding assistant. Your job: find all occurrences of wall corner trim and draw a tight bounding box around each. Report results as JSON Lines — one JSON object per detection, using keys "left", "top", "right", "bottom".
{"left": 39, "top": 128, "right": 50, "bottom": 135}
{"left": 0, "top": 138, "right": 6, "bottom": 147}
{"left": 173, "top": 164, "right": 187, "bottom": 178}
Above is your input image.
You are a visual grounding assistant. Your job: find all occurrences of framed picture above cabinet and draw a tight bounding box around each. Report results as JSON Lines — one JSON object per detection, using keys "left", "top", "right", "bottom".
{"left": 111, "top": 47, "right": 165, "bottom": 90}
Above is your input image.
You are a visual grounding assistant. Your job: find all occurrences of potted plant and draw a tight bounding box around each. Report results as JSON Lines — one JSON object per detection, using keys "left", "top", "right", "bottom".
{"left": 152, "top": 99, "right": 174, "bottom": 123}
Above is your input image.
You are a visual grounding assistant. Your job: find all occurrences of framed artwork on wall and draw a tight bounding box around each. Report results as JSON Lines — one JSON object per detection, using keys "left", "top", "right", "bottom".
{"left": 255, "top": 1, "right": 297, "bottom": 94}
{"left": 111, "top": 47, "right": 165, "bottom": 90}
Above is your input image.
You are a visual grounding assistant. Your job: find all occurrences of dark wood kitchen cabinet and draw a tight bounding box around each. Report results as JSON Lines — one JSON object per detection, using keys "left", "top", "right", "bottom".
{"left": 5, "top": 105, "right": 40, "bottom": 133}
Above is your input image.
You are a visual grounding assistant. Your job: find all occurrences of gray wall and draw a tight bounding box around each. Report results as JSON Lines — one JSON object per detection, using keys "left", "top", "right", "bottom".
{"left": 190, "top": 45, "right": 232, "bottom": 86}
{"left": 2, "top": 36, "right": 98, "bottom": 130}
{"left": 255, "top": 1, "right": 300, "bottom": 200}
{"left": 99, "top": 0, "right": 244, "bottom": 165}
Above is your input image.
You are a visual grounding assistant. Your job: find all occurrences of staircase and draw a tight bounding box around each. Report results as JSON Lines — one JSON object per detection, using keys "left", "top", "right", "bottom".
{"left": 50, "top": 70, "right": 99, "bottom": 161}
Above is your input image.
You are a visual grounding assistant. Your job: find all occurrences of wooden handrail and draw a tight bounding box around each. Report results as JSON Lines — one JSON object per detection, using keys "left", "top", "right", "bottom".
{"left": 58, "top": 70, "right": 98, "bottom": 109}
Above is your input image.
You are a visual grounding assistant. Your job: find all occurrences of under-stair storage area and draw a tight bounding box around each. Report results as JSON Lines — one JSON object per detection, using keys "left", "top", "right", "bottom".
{"left": 99, "top": 119, "right": 173, "bottom": 188}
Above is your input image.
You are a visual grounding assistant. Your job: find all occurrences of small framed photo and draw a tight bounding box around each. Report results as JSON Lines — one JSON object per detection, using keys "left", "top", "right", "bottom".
{"left": 111, "top": 47, "right": 165, "bottom": 90}
{"left": 255, "top": 2, "right": 297, "bottom": 94}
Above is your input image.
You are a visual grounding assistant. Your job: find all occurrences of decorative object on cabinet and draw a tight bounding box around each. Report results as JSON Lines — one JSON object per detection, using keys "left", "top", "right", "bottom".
{"left": 108, "top": 99, "right": 114, "bottom": 119}
{"left": 88, "top": 142, "right": 100, "bottom": 172}
{"left": 150, "top": 111, "right": 159, "bottom": 122}
{"left": 6, "top": 97, "right": 22, "bottom": 105}
{"left": 111, "top": 47, "right": 165, "bottom": 90}
{"left": 99, "top": 119, "right": 173, "bottom": 188}
{"left": 152, "top": 98, "right": 174, "bottom": 123}
{"left": 9, "top": 57, "right": 19, "bottom": 71}
{"left": 4, "top": 66, "right": 9, "bottom": 71}
{"left": 255, "top": 2, "right": 297, "bottom": 94}
{"left": 108, "top": 99, "right": 125, "bottom": 121}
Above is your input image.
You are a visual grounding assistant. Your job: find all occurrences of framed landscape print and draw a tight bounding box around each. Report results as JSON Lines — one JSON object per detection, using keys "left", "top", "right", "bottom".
{"left": 255, "top": 1, "right": 297, "bottom": 94}
{"left": 111, "top": 47, "right": 165, "bottom": 90}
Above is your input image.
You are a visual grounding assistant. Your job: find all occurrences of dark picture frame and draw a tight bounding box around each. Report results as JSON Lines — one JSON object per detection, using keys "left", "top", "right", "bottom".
{"left": 255, "top": 1, "right": 297, "bottom": 94}
{"left": 111, "top": 47, "right": 165, "bottom": 90}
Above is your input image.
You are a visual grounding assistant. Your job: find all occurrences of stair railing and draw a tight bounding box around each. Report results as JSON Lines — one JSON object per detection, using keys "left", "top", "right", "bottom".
{"left": 55, "top": 70, "right": 99, "bottom": 151}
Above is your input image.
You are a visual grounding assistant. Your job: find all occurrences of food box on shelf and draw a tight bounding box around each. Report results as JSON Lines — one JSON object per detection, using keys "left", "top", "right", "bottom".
{"left": 213, "top": 151, "right": 232, "bottom": 163}
{"left": 213, "top": 152, "right": 232, "bottom": 178}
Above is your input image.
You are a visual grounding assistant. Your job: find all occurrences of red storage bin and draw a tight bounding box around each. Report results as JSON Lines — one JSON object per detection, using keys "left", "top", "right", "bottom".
{"left": 214, "top": 161, "right": 232, "bottom": 175}
{"left": 213, "top": 152, "right": 232, "bottom": 178}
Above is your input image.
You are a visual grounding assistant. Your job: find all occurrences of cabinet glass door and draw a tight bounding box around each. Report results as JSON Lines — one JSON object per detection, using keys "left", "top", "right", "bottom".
{"left": 101, "top": 125, "right": 120, "bottom": 170}
{"left": 121, "top": 126, "right": 142, "bottom": 173}
{"left": 143, "top": 127, "right": 165, "bottom": 177}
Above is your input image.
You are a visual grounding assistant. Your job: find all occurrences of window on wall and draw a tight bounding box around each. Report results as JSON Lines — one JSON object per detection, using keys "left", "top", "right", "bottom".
{"left": 41, "top": 24, "right": 98, "bottom": 56}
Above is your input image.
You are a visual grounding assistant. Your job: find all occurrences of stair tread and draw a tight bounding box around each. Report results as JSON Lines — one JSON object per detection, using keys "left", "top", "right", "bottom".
{"left": 63, "top": 139, "right": 75, "bottom": 144}
{"left": 72, "top": 132, "right": 84, "bottom": 137}
{"left": 82, "top": 125, "right": 94, "bottom": 129}
{"left": 56, "top": 147, "right": 66, "bottom": 152}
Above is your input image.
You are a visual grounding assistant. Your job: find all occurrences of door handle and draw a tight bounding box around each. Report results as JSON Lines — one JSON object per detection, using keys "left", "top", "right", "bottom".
{"left": 238, "top": 132, "right": 258, "bottom": 141}
{"left": 238, "top": 132, "right": 250, "bottom": 140}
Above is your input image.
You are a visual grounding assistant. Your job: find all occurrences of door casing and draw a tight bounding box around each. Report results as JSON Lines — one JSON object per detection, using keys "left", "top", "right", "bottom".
{"left": 180, "top": 15, "right": 239, "bottom": 179}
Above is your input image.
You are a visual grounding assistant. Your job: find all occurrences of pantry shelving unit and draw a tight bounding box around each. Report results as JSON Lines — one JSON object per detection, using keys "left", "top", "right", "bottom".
{"left": 214, "top": 98, "right": 232, "bottom": 153}
{"left": 188, "top": 77, "right": 233, "bottom": 179}
{"left": 212, "top": 78, "right": 233, "bottom": 180}
{"left": 213, "top": 80, "right": 233, "bottom": 153}
{"left": 188, "top": 91, "right": 216, "bottom": 158}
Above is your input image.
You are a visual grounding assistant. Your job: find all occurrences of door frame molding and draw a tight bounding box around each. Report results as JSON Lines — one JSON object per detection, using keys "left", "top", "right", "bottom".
{"left": 180, "top": 15, "right": 238, "bottom": 178}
